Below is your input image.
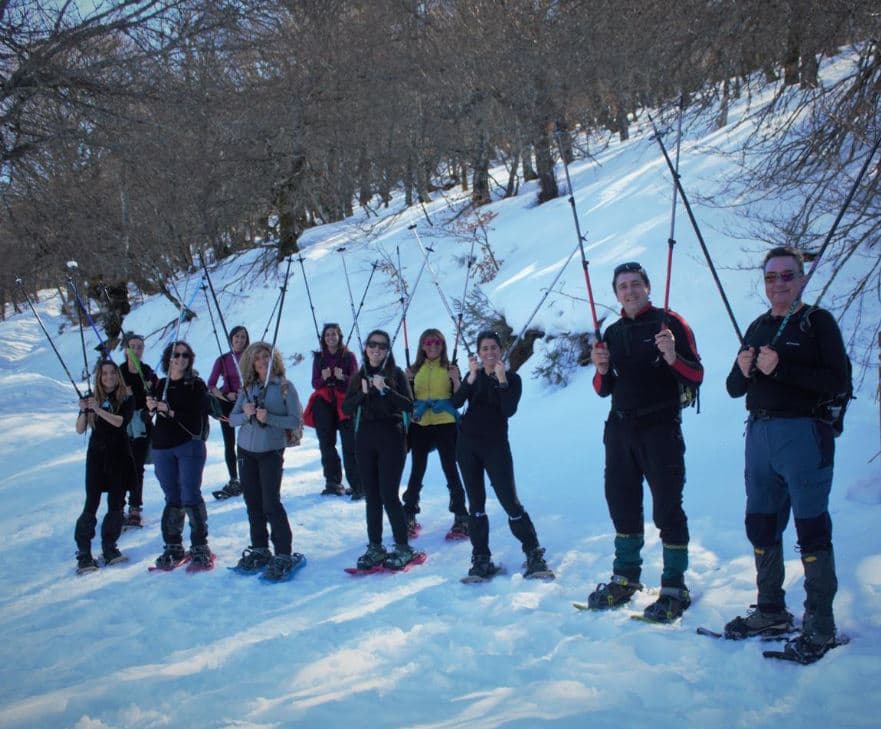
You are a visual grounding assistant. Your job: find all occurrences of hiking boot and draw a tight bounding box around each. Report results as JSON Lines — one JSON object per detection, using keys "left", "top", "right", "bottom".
{"left": 236, "top": 546, "right": 272, "bottom": 573}
{"left": 724, "top": 605, "right": 795, "bottom": 640}
{"left": 586, "top": 575, "right": 643, "bottom": 609}
{"left": 406, "top": 512, "right": 421, "bottom": 538}
{"left": 102, "top": 545, "right": 127, "bottom": 565}
{"left": 225, "top": 478, "right": 242, "bottom": 496}
{"left": 778, "top": 630, "right": 837, "bottom": 664}
{"left": 188, "top": 544, "right": 214, "bottom": 571}
{"left": 643, "top": 587, "right": 691, "bottom": 623}
{"left": 356, "top": 543, "right": 388, "bottom": 570}
{"left": 383, "top": 543, "right": 420, "bottom": 570}
{"left": 448, "top": 514, "right": 469, "bottom": 538}
{"left": 468, "top": 554, "right": 500, "bottom": 579}
{"left": 524, "top": 546, "right": 554, "bottom": 578}
{"left": 124, "top": 508, "right": 142, "bottom": 528}
{"left": 349, "top": 489, "right": 364, "bottom": 502}
{"left": 263, "top": 553, "right": 303, "bottom": 581}
{"left": 321, "top": 481, "right": 346, "bottom": 496}
{"left": 76, "top": 551, "right": 99, "bottom": 574}
{"left": 154, "top": 544, "right": 187, "bottom": 570}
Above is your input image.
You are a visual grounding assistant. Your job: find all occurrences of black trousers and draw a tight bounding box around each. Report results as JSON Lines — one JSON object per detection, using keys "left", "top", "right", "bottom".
{"left": 355, "top": 420, "right": 408, "bottom": 545}
{"left": 402, "top": 422, "right": 467, "bottom": 516}
{"left": 313, "top": 396, "right": 360, "bottom": 489}
{"left": 238, "top": 447, "right": 293, "bottom": 555}
{"left": 128, "top": 436, "right": 150, "bottom": 509}
{"left": 75, "top": 449, "right": 126, "bottom": 553}
{"left": 603, "top": 416, "right": 689, "bottom": 544}
{"left": 219, "top": 398, "right": 238, "bottom": 480}
{"left": 457, "top": 433, "right": 538, "bottom": 555}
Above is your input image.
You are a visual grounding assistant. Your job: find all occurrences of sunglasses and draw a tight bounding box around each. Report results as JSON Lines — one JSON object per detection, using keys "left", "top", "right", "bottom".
{"left": 763, "top": 270, "right": 799, "bottom": 284}
{"left": 172, "top": 351, "right": 191, "bottom": 360}
{"left": 366, "top": 340, "right": 389, "bottom": 351}
{"left": 613, "top": 261, "right": 645, "bottom": 277}
{"left": 423, "top": 338, "right": 443, "bottom": 347}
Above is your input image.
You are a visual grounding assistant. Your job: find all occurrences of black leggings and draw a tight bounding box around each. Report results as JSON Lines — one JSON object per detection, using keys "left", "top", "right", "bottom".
{"left": 219, "top": 399, "right": 238, "bottom": 480}
{"left": 313, "top": 395, "right": 360, "bottom": 489}
{"left": 403, "top": 422, "right": 467, "bottom": 515}
{"left": 75, "top": 448, "right": 126, "bottom": 553}
{"left": 355, "top": 420, "right": 408, "bottom": 545}
{"left": 238, "top": 447, "right": 293, "bottom": 554}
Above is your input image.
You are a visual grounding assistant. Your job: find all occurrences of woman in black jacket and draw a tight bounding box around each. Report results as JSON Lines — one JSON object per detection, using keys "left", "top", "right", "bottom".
{"left": 74, "top": 360, "right": 136, "bottom": 573}
{"left": 451, "top": 331, "right": 553, "bottom": 581}
{"left": 342, "top": 329, "right": 419, "bottom": 571}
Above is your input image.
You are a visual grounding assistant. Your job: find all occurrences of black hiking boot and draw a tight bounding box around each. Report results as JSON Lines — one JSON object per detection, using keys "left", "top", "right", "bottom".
{"left": 356, "top": 543, "right": 388, "bottom": 571}
{"left": 321, "top": 481, "right": 346, "bottom": 496}
{"left": 405, "top": 512, "right": 421, "bottom": 538}
{"left": 447, "top": 514, "right": 469, "bottom": 539}
{"left": 774, "top": 631, "right": 838, "bottom": 664}
{"left": 467, "top": 554, "right": 501, "bottom": 580}
{"left": 587, "top": 575, "right": 643, "bottom": 609}
{"left": 124, "top": 508, "right": 143, "bottom": 528}
{"left": 642, "top": 587, "right": 691, "bottom": 623}
{"left": 76, "top": 551, "right": 99, "bottom": 574}
{"left": 383, "top": 543, "right": 421, "bottom": 571}
{"left": 235, "top": 546, "right": 272, "bottom": 573}
{"left": 263, "top": 553, "right": 305, "bottom": 581}
{"left": 102, "top": 545, "right": 127, "bottom": 566}
{"left": 154, "top": 544, "right": 187, "bottom": 570}
{"left": 724, "top": 606, "right": 795, "bottom": 640}
{"left": 523, "top": 546, "right": 555, "bottom": 579}
{"left": 188, "top": 544, "right": 214, "bottom": 571}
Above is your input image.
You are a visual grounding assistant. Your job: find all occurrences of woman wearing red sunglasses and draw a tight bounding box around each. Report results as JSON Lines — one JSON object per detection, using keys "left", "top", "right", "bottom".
{"left": 401, "top": 329, "right": 469, "bottom": 540}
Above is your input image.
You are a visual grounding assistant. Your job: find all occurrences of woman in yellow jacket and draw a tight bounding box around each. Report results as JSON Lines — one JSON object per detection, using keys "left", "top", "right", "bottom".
{"left": 402, "top": 329, "right": 469, "bottom": 539}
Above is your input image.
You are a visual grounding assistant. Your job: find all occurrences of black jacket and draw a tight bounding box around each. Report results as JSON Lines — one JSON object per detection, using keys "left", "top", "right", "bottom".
{"left": 452, "top": 368, "right": 521, "bottom": 441}
{"left": 342, "top": 364, "right": 413, "bottom": 426}
{"left": 152, "top": 376, "right": 209, "bottom": 449}
{"left": 726, "top": 305, "right": 849, "bottom": 416}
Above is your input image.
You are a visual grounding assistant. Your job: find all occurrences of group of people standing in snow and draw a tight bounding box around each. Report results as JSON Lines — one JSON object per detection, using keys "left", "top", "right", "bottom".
{"left": 71, "top": 245, "right": 848, "bottom": 662}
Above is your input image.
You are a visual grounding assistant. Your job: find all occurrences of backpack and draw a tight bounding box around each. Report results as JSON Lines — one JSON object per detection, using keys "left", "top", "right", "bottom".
{"left": 801, "top": 307, "right": 854, "bottom": 437}
{"left": 280, "top": 379, "right": 304, "bottom": 448}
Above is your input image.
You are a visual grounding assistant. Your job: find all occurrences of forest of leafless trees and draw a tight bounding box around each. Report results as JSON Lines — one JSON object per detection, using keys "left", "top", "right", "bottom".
{"left": 1, "top": 0, "right": 879, "bottom": 331}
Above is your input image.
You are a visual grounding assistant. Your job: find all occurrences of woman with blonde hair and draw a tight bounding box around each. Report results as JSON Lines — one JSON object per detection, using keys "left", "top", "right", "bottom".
{"left": 74, "top": 359, "right": 136, "bottom": 573}
{"left": 229, "top": 342, "right": 305, "bottom": 581}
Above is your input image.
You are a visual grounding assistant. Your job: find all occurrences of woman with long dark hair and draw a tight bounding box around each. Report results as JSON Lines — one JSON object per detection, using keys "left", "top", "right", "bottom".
{"left": 402, "top": 328, "right": 468, "bottom": 539}
{"left": 451, "top": 331, "right": 553, "bottom": 581}
{"left": 146, "top": 341, "right": 212, "bottom": 571}
{"left": 208, "top": 325, "right": 249, "bottom": 498}
{"left": 342, "top": 329, "right": 420, "bottom": 571}
{"left": 74, "top": 360, "right": 136, "bottom": 573}
{"left": 304, "top": 322, "right": 361, "bottom": 498}
{"left": 229, "top": 342, "right": 305, "bottom": 581}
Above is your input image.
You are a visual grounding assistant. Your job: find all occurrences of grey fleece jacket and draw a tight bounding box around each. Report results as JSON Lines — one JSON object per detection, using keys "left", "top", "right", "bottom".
{"left": 229, "top": 378, "right": 303, "bottom": 452}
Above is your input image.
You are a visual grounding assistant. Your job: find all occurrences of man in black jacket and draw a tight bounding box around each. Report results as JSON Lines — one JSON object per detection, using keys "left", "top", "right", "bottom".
{"left": 725, "top": 246, "right": 849, "bottom": 662}
{"left": 588, "top": 261, "right": 703, "bottom": 622}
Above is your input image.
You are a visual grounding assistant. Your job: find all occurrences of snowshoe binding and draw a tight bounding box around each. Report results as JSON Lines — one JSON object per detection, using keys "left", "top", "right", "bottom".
{"left": 763, "top": 631, "right": 849, "bottom": 665}
{"left": 76, "top": 552, "right": 99, "bottom": 575}
{"left": 150, "top": 544, "right": 189, "bottom": 572}
{"left": 186, "top": 544, "right": 215, "bottom": 572}
{"left": 723, "top": 606, "right": 796, "bottom": 640}
{"left": 102, "top": 545, "right": 128, "bottom": 566}
{"left": 261, "top": 553, "right": 307, "bottom": 582}
{"left": 636, "top": 586, "right": 691, "bottom": 624}
{"left": 461, "top": 554, "right": 504, "bottom": 584}
{"left": 523, "top": 547, "right": 555, "bottom": 580}
{"left": 230, "top": 546, "right": 272, "bottom": 574}
{"left": 213, "top": 478, "right": 242, "bottom": 500}
{"left": 445, "top": 514, "right": 470, "bottom": 541}
{"left": 577, "top": 575, "right": 643, "bottom": 610}
{"left": 383, "top": 543, "right": 425, "bottom": 571}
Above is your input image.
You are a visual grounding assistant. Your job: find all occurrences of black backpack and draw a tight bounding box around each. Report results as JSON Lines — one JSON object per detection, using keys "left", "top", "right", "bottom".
{"left": 802, "top": 307, "right": 854, "bottom": 437}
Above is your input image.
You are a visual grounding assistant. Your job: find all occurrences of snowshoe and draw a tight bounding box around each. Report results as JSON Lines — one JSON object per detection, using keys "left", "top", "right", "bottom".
{"left": 637, "top": 587, "right": 691, "bottom": 624}
{"left": 763, "top": 631, "right": 849, "bottom": 665}
{"left": 150, "top": 544, "right": 189, "bottom": 572}
{"left": 122, "top": 508, "right": 143, "bottom": 530}
{"left": 76, "top": 552, "right": 99, "bottom": 575}
{"left": 345, "top": 543, "right": 388, "bottom": 574}
{"left": 102, "top": 546, "right": 128, "bottom": 566}
{"left": 445, "top": 514, "right": 470, "bottom": 541}
{"left": 383, "top": 543, "right": 424, "bottom": 571}
{"left": 723, "top": 606, "right": 796, "bottom": 640}
{"left": 213, "top": 479, "right": 242, "bottom": 500}
{"left": 230, "top": 546, "right": 272, "bottom": 574}
{"left": 406, "top": 513, "right": 422, "bottom": 539}
{"left": 321, "top": 481, "right": 346, "bottom": 496}
{"left": 581, "top": 575, "right": 643, "bottom": 610}
{"left": 523, "top": 546, "right": 555, "bottom": 580}
{"left": 260, "top": 553, "right": 307, "bottom": 582}
{"left": 461, "top": 555, "right": 504, "bottom": 584}
{"left": 186, "top": 544, "right": 215, "bottom": 572}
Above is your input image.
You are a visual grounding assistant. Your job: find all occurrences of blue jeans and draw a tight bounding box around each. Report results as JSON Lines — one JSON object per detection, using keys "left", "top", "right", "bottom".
{"left": 153, "top": 439, "right": 207, "bottom": 507}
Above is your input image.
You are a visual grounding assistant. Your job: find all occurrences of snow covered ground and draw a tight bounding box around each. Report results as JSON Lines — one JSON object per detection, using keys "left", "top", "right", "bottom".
{"left": 1, "top": 64, "right": 879, "bottom": 728}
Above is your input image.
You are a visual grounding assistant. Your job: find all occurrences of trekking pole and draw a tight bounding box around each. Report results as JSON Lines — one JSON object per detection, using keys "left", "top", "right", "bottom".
{"left": 16, "top": 277, "right": 86, "bottom": 399}
{"left": 66, "top": 270, "right": 110, "bottom": 361}
{"left": 199, "top": 254, "right": 245, "bottom": 388}
{"left": 338, "top": 246, "right": 365, "bottom": 353}
{"left": 663, "top": 95, "right": 685, "bottom": 314}
{"left": 261, "top": 255, "right": 294, "bottom": 409}
{"left": 452, "top": 238, "right": 477, "bottom": 363}
{"left": 202, "top": 283, "right": 226, "bottom": 361}
{"left": 386, "top": 246, "right": 430, "bottom": 361}
{"left": 297, "top": 254, "right": 323, "bottom": 347}
{"left": 409, "top": 225, "right": 474, "bottom": 358}
{"left": 345, "top": 259, "right": 379, "bottom": 350}
{"left": 647, "top": 111, "right": 744, "bottom": 345}
{"left": 769, "top": 132, "right": 881, "bottom": 347}
{"left": 553, "top": 129, "right": 602, "bottom": 344}
{"left": 260, "top": 288, "right": 282, "bottom": 341}
{"left": 503, "top": 237, "right": 583, "bottom": 365}
{"left": 396, "top": 244, "right": 412, "bottom": 368}
{"left": 125, "top": 345, "right": 153, "bottom": 395}
{"left": 160, "top": 274, "right": 198, "bottom": 403}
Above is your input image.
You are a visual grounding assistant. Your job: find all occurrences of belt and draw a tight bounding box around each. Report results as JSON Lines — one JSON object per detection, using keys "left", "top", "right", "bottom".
{"left": 749, "top": 409, "right": 812, "bottom": 420}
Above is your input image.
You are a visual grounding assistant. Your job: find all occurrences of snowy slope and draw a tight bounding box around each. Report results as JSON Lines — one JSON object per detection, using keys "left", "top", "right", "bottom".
{"left": 0, "top": 62, "right": 879, "bottom": 729}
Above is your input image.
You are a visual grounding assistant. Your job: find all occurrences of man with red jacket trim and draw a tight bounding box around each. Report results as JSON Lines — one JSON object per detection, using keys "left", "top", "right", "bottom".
{"left": 587, "top": 261, "right": 703, "bottom": 622}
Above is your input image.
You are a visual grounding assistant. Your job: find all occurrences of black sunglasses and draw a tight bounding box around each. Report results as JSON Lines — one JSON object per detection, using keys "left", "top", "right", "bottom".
{"left": 172, "top": 351, "right": 191, "bottom": 359}
{"left": 613, "top": 261, "right": 645, "bottom": 277}
{"left": 366, "top": 340, "right": 389, "bottom": 350}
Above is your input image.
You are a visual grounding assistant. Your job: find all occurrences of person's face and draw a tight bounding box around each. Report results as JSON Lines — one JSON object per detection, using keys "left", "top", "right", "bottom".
{"left": 365, "top": 336, "right": 389, "bottom": 367}
{"left": 615, "top": 272, "right": 650, "bottom": 318}
{"left": 421, "top": 335, "right": 444, "bottom": 360}
{"left": 479, "top": 338, "right": 501, "bottom": 371}
{"left": 254, "top": 348, "right": 271, "bottom": 379}
{"left": 231, "top": 330, "right": 248, "bottom": 353}
{"left": 764, "top": 256, "right": 804, "bottom": 315}
{"left": 99, "top": 364, "right": 118, "bottom": 391}
{"left": 324, "top": 327, "right": 340, "bottom": 351}
{"left": 127, "top": 338, "right": 144, "bottom": 361}
{"left": 170, "top": 346, "right": 191, "bottom": 374}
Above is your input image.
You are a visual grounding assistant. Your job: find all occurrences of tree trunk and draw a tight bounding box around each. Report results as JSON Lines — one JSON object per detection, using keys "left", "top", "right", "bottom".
{"left": 535, "top": 124, "right": 558, "bottom": 204}
{"left": 471, "top": 131, "right": 491, "bottom": 207}
{"left": 717, "top": 78, "right": 730, "bottom": 128}
{"left": 504, "top": 148, "right": 520, "bottom": 198}
{"left": 522, "top": 145, "right": 538, "bottom": 181}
